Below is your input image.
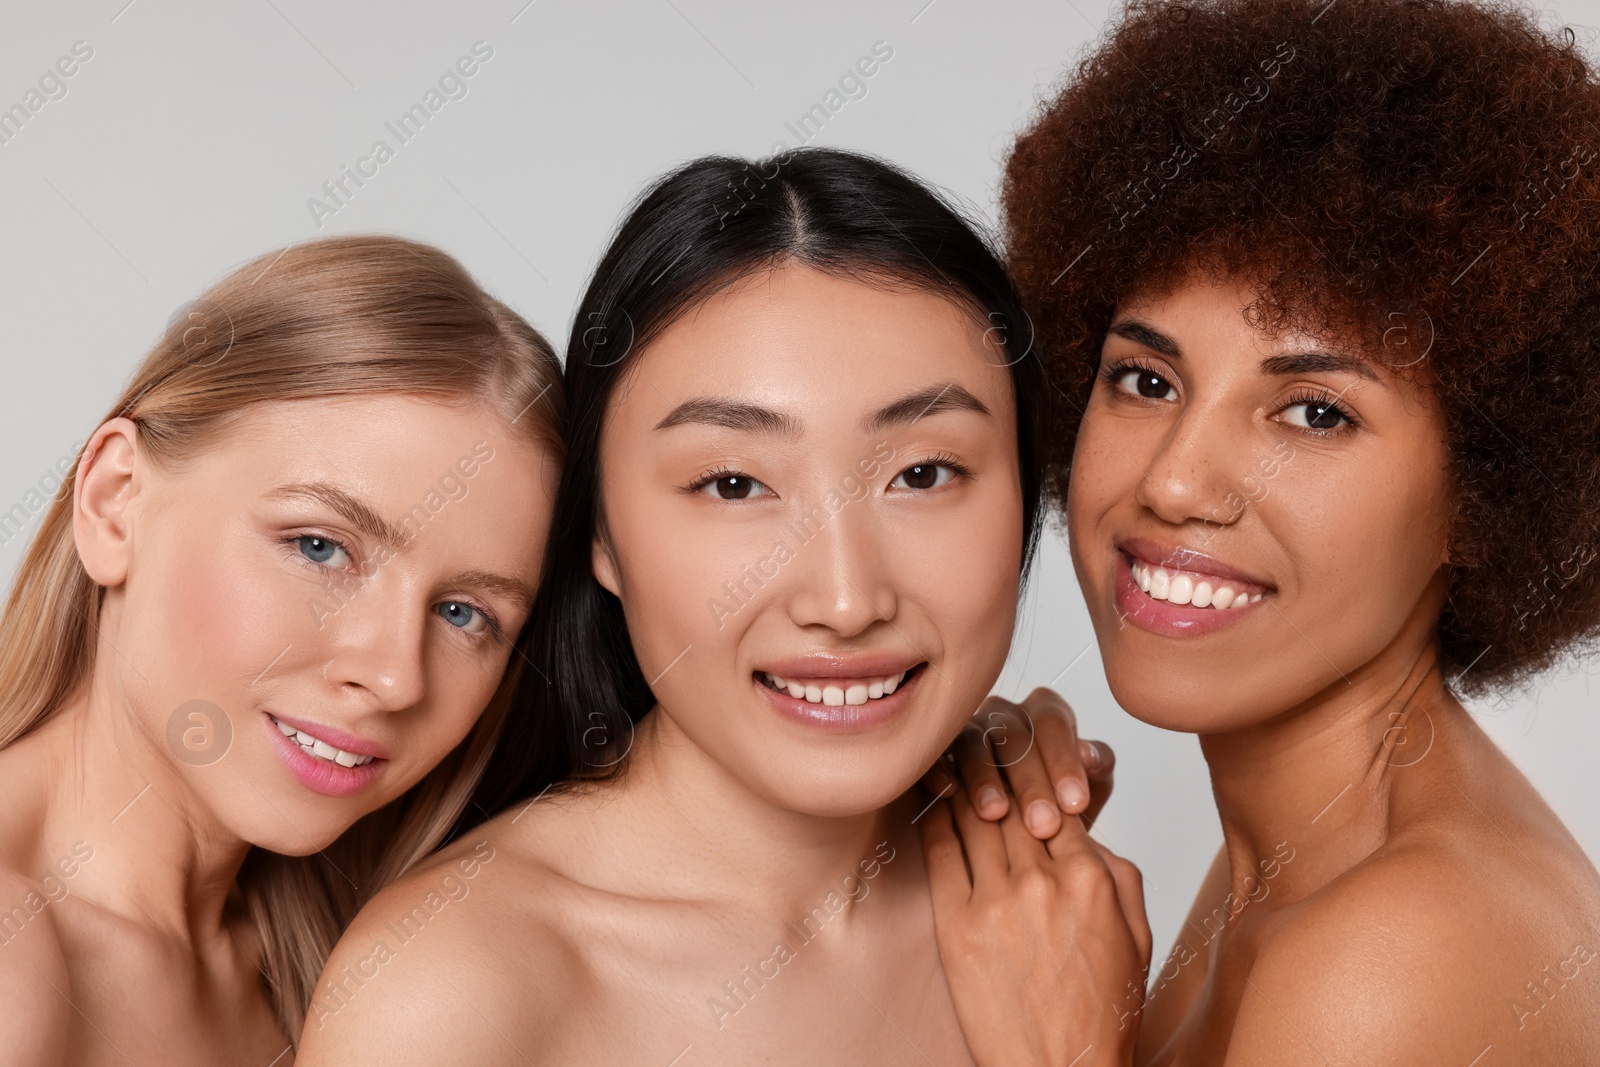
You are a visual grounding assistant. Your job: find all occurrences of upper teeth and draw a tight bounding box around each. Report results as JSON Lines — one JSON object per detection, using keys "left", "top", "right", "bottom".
{"left": 273, "top": 716, "right": 375, "bottom": 767}
{"left": 764, "top": 671, "right": 909, "bottom": 706}
{"left": 1130, "top": 560, "right": 1264, "bottom": 609}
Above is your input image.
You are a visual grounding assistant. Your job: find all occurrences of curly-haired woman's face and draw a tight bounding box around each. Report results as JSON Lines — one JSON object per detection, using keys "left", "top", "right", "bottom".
{"left": 1067, "top": 270, "right": 1454, "bottom": 731}
{"left": 590, "top": 264, "right": 1022, "bottom": 815}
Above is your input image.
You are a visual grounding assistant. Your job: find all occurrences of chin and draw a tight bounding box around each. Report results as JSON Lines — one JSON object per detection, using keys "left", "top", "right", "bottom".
{"left": 1103, "top": 663, "right": 1250, "bottom": 734}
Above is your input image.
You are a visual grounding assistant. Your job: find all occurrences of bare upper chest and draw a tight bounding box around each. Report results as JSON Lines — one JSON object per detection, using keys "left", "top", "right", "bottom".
{"left": 47, "top": 899, "right": 292, "bottom": 1067}
{"left": 523, "top": 887, "right": 976, "bottom": 1067}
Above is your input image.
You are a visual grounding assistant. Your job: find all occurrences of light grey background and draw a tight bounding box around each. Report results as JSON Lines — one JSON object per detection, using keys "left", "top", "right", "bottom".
{"left": 3, "top": 0, "right": 1597, "bottom": 965}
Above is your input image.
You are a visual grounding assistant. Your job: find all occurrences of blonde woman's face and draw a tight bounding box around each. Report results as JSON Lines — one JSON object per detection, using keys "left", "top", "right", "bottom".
{"left": 102, "top": 394, "right": 556, "bottom": 854}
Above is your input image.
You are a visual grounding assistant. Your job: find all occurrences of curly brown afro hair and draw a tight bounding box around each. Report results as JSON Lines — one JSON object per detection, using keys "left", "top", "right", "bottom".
{"left": 1005, "top": 0, "right": 1600, "bottom": 693}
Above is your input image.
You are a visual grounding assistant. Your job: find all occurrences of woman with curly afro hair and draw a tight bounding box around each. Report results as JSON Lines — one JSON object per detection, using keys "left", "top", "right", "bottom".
{"left": 916, "top": 0, "right": 1600, "bottom": 1062}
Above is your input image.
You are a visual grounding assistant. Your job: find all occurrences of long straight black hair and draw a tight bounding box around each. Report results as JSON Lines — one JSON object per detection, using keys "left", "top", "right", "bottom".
{"left": 466, "top": 146, "right": 1049, "bottom": 820}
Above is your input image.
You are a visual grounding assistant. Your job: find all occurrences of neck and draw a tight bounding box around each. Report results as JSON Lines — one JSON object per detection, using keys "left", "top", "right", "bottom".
{"left": 1199, "top": 593, "right": 1463, "bottom": 903}
{"left": 618, "top": 706, "right": 917, "bottom": 919}
{"left": 33, "top": 657, "right": 252, "bottom": 948}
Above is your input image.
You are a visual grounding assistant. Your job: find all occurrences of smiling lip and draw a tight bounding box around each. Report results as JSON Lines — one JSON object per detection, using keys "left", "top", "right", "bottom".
{"left": 756, "top": 654, "right": 925, "bottom": 734}
{"left": 1119, "top": 537, "right": 1273, "bottom": 591}
{"left": 267, "top": 711, "right": 390, "bottom": 759}
{"left": 263, "top": 712, "right": 388, "bottom": 798}
{"left": 1113, "top": 540, "right": 1272, "bottom": 638}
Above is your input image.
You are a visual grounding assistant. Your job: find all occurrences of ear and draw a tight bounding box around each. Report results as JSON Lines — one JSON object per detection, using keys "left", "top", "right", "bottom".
{"left": 74, "top": 418, "right": 142, "bottom": 588}
{"left": 591, "top": 525, "right": 621, "bottom": 598}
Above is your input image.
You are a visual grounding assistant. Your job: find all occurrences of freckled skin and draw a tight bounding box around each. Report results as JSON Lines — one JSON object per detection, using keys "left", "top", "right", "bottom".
{"left": 297, "top": 266, "right": 1029, "bottom": 1066}
{"left": 0, "top": 395, "right": 555, "bottom": 1066}
{"left": 1069, "top": 270, "right": 1600, "bottom": 1065}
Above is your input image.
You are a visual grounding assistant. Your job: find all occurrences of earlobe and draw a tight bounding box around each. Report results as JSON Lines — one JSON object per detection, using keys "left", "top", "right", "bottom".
{"left": 591, "top": 530, "right": 621, "bottom": 597}
{"left": 74, "top": 418, "right": 141, "bottom": 588}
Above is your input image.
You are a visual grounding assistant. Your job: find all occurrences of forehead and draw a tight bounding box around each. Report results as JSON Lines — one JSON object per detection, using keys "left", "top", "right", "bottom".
{"left": 608, "top": 266, "right": 1014, "bottom": 419}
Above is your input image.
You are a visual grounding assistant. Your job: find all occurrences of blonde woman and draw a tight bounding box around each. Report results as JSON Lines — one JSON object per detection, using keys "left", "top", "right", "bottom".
{"left": 0, "top": 235, "right": 565, "bottom": 1064}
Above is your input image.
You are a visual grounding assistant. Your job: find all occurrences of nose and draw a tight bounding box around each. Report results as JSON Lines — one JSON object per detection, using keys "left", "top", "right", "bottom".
{"left": 318, "top": 575, "right": 429, "bottom": 713}
{"left": 782, "top": 494, "right": 897, "bottom": 638}
{"left": 1131, "top": 400, "right": 1253, "bottom": 529}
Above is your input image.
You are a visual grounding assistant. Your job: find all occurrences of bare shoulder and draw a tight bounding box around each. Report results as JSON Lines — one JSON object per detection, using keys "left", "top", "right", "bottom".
{"left": 1227, "top": 829, "right": 1600, "bottom": 1065}
{"left": 0, "top": 863, "right": 74, "bottom": 1066}
{"left": 295, "top": 802, "right": 597, "bottom": 1066}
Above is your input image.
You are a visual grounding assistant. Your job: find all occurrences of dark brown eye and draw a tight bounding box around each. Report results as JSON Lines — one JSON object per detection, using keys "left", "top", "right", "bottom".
{"left": 891, "top": 464, "right": 954, "bottom": 490}
{"left": 1111, "top": 367, "right": 1176, "bottom": 400}
{"left": 694, "top": 472, "right": 771, "bottom": 500}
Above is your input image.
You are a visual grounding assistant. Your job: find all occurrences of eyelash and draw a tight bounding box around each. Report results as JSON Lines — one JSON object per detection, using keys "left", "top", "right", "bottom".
{"left": 897, "top": 452, "right": 975, "bottom": 487}
{"left": 682, "top": 466, "right": 749, "bottom": 495}
{"left": 682, "top": 453, "right": 975, "bottom": 498}
{"left": 1100, "top": 359, "right": 1361, "bottom": 434}
{"left": 280, "top": 533, "right": 504, "bottom": 643}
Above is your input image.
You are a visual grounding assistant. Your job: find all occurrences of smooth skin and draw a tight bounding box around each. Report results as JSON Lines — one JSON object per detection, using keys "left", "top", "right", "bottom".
{"left": 0, "top": 395, "right": 556, "bottom": 1066}
{"left": 927, "top": 268, "right": 1600, "bottom": 1065}
{"left": 297, "top": 266, "right": 1131, "bottom": 1066}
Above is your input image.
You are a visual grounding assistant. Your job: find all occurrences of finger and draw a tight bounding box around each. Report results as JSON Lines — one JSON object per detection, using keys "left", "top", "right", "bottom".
{"left": 1021, "top": 688, "right": 1095, "bottom": 819}
{"left": 952, "top": 701, "right": 1019, "bottom": 820}
{"left": 1080, "top": 738, "right": 1117, "bottom": 829}
{"left": 1093, "top": 841, "right": 1153, "bottom": 969}
{"left": 919, "top": 800, "right": 974, "bottom": 907}
{"left": 988, "top": 710, "right": 1064, "bottom": 840}
{"left": 950, "top": 783, "right": 1011, "bottom": 880}
{"left": 996, "top": 785, "right": 1054, "bottom": 871}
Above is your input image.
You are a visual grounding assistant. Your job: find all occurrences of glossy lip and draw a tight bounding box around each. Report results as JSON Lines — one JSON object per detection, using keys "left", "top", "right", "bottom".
{"left": 263, "top": 712, "right": 387, "bottom": 798}
{"left": 1113, "top": 551, "right": 1266, "bottom": 638}
{"left": 758, "top": 652, "right": 924, "bottom": 680}
{"left": 267, "top": 710, "right": 391, "bottom": 759}
{"left": 1119, "top": 536, "right": 1275, "bottom": 593}
{"left": 755, "top": 656, "right": 926, "bottom": 734}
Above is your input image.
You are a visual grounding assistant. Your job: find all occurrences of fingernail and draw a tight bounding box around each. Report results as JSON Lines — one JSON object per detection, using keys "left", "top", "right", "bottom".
{"left": 977, "top": 786, "right": 1005, "bottom": 814}
{"left": 1026, "top": 800, "right": 1056, "bottom": 835}
{"left": 1057, "top": 778, "right": 1087, "bottom": 812}
{"left": 1080, "top": 740, "right": 1101, "bottom": 769}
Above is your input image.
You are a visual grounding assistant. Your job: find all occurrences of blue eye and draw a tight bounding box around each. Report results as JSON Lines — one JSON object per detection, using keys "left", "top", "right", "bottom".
{"left": 295, "top": 535, "right": 350, "bottom": 568}
{"left": 437, "top": 601, "right": 490, "bottom": 634}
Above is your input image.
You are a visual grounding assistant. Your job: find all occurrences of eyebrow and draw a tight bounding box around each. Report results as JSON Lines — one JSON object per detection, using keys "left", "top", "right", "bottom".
{"left": 864, "top": 382, "right": 991, "bottom": 433}
{"left": 1107, "top": 319, "right": 1379, "bottom": 381}
{"left": 653, "top": 382, "right": 991, "bottom": 438}
{"left": 653, "top": 398, "right": 801, "bottom": 437}
{"left": 445, "top": 569, "right": 537, "bottom": 611}
{"left": 267, "top": 482, "right": 410, "bottom": 551}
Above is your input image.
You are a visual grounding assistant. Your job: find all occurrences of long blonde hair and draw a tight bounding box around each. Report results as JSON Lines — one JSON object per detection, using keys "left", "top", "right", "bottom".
{"left": 0, "top": 234, "right": 564, "bottom": 1041}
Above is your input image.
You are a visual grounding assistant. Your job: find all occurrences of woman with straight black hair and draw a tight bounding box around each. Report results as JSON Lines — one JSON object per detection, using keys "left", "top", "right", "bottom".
{"left": 299, "top": 147, "right": 1146, "bottom": 1066}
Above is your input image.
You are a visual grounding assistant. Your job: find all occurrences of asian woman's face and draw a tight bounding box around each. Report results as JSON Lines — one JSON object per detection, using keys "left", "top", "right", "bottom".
{"left": 83, "top": 393, "right": 557, "bottom": 853}
{"left": 591, "top": 264, "right": 1023, "bottom": 815}
{"left": 1068, "top": 269, "right": 1454, "bottom": 732}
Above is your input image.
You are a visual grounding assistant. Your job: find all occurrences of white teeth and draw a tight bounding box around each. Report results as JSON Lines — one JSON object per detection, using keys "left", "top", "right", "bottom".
{"left": 767, "top": 671, "right": 910, "bottom": 706}
{"left": 1149, "top": 568, "right": 1170, "bottom": 599}
{"left": 1130, "top": 560, "right": 1261, "bottom": 611}
{"left": 272, "top": 716, "right": 375, "bottom": 769}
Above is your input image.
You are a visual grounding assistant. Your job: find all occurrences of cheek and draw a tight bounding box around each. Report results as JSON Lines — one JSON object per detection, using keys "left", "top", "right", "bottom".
{"left": 134, "top": 524, "right": 306, "bottom": 702}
